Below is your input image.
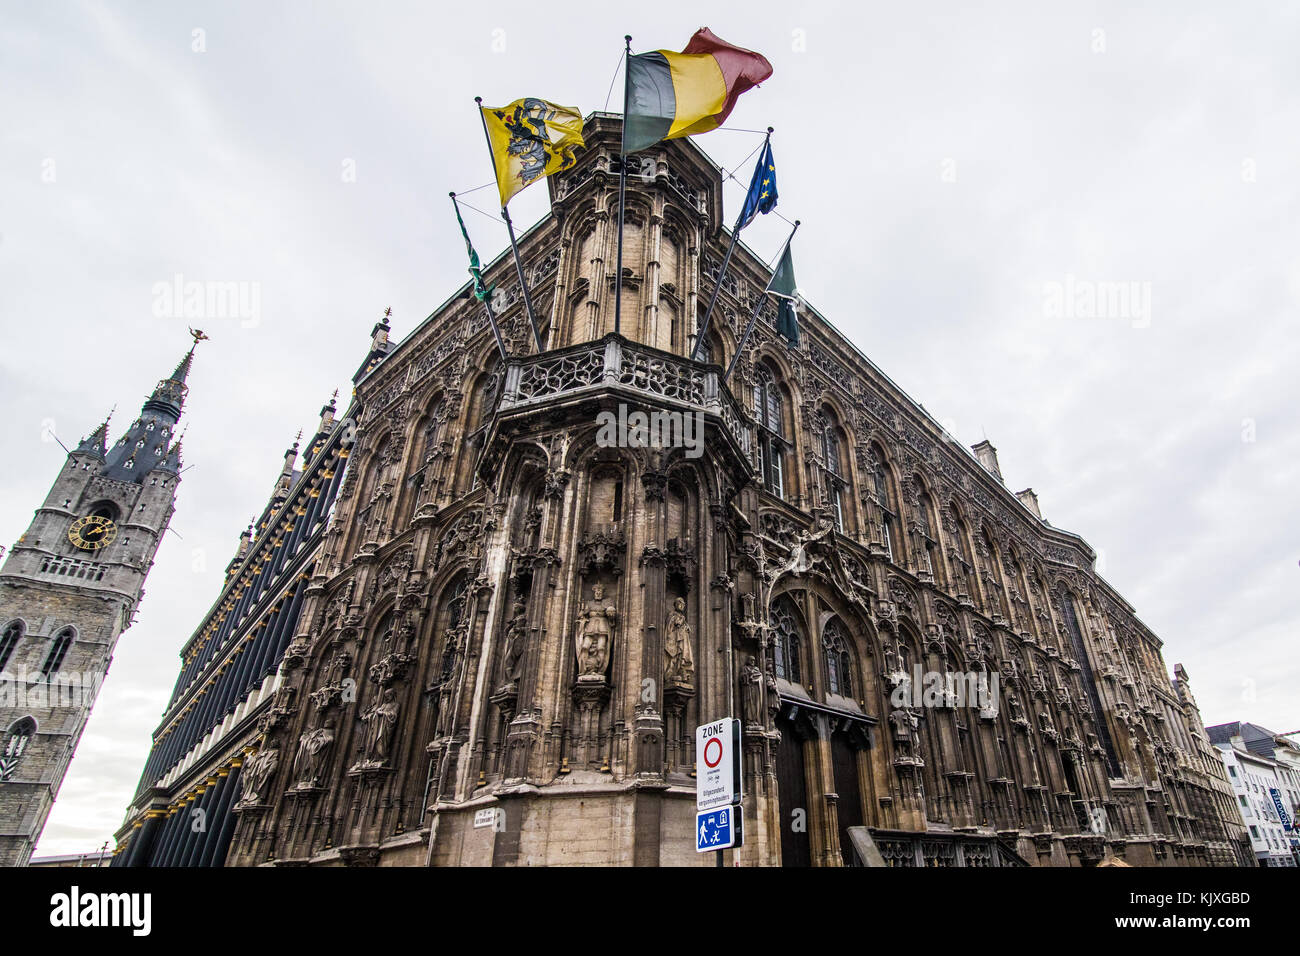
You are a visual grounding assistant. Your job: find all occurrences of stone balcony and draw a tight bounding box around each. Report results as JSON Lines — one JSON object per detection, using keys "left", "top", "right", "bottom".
{"left": 482, "top": 333, "right": 755, "bottom": 476}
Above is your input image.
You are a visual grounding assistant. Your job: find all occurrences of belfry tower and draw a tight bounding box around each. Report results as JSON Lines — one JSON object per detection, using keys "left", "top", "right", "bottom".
{"left": 0, "top": 336, "right": 201, "bottom": 866}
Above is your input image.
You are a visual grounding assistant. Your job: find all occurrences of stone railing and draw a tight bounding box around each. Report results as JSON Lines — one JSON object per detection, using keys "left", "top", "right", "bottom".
{"left": 499, "top": 334, "right": 753, "bottom": 460}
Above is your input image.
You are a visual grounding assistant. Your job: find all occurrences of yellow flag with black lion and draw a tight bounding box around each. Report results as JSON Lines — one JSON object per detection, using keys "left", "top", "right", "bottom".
{"left": 480, "top": 97, "right": 585, "bottom": 207}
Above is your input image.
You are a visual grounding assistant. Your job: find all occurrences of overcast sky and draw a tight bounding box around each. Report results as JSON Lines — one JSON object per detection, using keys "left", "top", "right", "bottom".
{"left": 2, "top": 1, "right": 1296, "bottom": 857}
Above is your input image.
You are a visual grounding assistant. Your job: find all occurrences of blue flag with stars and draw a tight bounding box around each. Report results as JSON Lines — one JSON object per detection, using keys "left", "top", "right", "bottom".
{"left": 738, "top": 141, "right": 778, "bottom": 230}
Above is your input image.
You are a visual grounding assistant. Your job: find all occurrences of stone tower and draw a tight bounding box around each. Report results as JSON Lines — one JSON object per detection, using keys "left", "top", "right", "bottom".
{"left": 0, "top": 340, "right": 198, "bottom": 866}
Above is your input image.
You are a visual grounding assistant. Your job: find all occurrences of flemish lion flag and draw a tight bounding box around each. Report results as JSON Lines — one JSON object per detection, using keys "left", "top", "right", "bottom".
{"left": 623, "top": 27, "right": 772, "bottom": 154}
{"left": 482, "top": 98, "right": 585, "bottom": 207}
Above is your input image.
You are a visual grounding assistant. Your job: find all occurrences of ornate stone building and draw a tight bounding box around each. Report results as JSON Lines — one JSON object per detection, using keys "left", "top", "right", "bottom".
{"left": 112, "top": 114, "right": 1239, "bottom": 867}
{"left": 1, "top": 346, "right": 194, "bottom": 866}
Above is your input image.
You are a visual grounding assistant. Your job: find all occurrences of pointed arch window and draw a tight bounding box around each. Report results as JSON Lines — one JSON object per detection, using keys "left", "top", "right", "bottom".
{"left": 823, "top": 619, "right": 854, "bottom": 698}
{"left": 819, "top": 410, "right": 852, "bottom": 533}
{"left": 770, "top": 598, "right": 803, "bottom": 684}
{"left": 915, "top": 486, "right": 937, "bottom": 578}
{"left": 952, "top": 512, "right": 977, "bottom": 600}
{"left": 41, "top": 628, "right": 74, "bottom": 680}
{"left": 982, "top": 530, "right": 1008, "bottom": 617}
{"left": 1058, "top": 587, "right": 1121, "bottom": 777}
{"left": 872, "top": 447, "right": 898, "bottom": 563}
{"left": 753, "top": 366, "right": 786, "bottom": 499}
{"left": 0, "top": 621, "right": 23, "bottom": 672}
{"left": 3, "top": 717, "right": 36, "bottom": 763}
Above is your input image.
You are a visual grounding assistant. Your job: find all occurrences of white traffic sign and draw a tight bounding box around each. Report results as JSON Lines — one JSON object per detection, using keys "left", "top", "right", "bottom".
{"left": 696, "top": 718, "right": 742, "bottom": 811}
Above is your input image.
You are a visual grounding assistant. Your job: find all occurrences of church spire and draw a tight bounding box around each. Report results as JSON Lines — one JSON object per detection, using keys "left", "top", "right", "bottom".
{"left": 103, "top": 333, "right": 205, "bottom": 482}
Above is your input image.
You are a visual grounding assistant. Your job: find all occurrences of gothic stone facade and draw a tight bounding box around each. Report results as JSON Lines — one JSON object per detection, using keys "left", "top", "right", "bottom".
{"left": 208, "top": 115, "right": 1233, "bottom": 867}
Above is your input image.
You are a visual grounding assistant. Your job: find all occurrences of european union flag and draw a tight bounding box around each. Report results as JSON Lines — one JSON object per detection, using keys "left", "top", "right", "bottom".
{"left": 738, "top": 141, "right": 778, "bottom": 230}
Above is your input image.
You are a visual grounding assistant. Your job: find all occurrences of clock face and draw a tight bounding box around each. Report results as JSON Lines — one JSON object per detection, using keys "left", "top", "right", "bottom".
{"left": 68, "top": 514, "right": 117, "bottom": 551}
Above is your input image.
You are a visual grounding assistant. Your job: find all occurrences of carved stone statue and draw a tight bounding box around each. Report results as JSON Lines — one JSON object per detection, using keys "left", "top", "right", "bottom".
{"left": 740, "top": 655, "right": 763, "bottom": 727}
{"left": 501, "top": 602, "right": 528, "bottom": 689}
{"left": 237, "top": 743, "right": 278, "bottom": 808}
{"left": 292, "top": 719, "right": 335, "bottom": 789}
{"left": 574, "top": 582, "right": 617, "bottom": 681}
{"left": 1007, "top": 691, "right": 1027, "bottom": 724}
{"left": 359, "top": 687, "right": 400, "bottom": 765}
{"left": 889, "top": 706, "right": 920, "bottom": 756}
{"left": 663, "top": 597, "right": 694, "bottom": 685}
{"left": 765, "top": 658, "right": 781, "bottom": 724}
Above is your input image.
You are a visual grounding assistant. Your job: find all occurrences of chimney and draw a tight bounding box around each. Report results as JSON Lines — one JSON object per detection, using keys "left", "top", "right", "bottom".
{"left": 970, "top": 440, "right": 1003, "bottom": 482}
{"left": 1015, "top": 487, "right": 1041, "bottom": 519}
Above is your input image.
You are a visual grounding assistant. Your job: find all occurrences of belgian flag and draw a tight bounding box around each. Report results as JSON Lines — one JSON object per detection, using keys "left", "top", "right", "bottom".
{"left": 623, "top": 28, "right": 772, "bottom": 154}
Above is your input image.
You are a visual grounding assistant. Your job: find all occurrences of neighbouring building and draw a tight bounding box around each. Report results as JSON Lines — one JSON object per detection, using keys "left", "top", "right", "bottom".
{"left": 1209, "top": 721, "right": 1300, "bottom": 867}
{"left": 1170, "top": 667, "right": 1253, "bottom": 866}
{"left": 0, "top": 343, "right": 196, "bottom": 866}
{"left": 110, "top": 114, "right": 1241, "bottom": 867}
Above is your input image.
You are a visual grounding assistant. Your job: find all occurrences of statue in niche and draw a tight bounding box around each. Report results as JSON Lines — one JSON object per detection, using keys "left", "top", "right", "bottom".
{"left": 765, "top": 658, "right": 781, "bottom": 724}
{"left": 664, "top": 597, "right": 695, "bottom": 685}
{"left": 501, "top": 602, "right": 528, "bottom": 690}
{"left": 358, "top": 687, "right": 400, "bottom": 765}
{"left": 574, "top": 582, "right": 617, "bottom": 681}
{"left": 740, "top": 655, "right": 764, "bottom": 727}
{"left": 889, "top": 706, "right": 920, "bottom": 757}
{"left": 237, "top": 743, "right": 279, "bottom": 808}
{"left": 1007, "top": 691, "right": 1027, "bottom": 724}
{"left": 292, "top": 718, "right": 336, "bottom": 789}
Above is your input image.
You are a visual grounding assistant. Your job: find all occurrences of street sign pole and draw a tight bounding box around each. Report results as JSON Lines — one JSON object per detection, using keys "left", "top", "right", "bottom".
{"left": 696, "top": 717, "right": 744, "bottom": 859}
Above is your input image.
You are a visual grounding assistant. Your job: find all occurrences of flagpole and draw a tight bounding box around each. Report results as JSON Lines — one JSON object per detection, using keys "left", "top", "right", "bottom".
{"left": 614, "top": 34, "right": 632, "bottom": 337}
{"left": 723, "top": 219, "right": 800, "bottom": 384}
{"left": 450, "top": 191, "right": 509, "bottom": 363}
{"left": 475, "top": 97, "right": 546, "bottom": 354}
{"left": 691, "top": 126, "right": 772, "bottom": 364}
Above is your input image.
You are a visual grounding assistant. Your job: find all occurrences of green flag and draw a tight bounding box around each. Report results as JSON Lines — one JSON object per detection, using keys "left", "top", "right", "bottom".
{"left": 768, "top": 242, "right": 799, "bottom": 346}
{"left": 452, "top": 196, "right": 495, "bottom": 302}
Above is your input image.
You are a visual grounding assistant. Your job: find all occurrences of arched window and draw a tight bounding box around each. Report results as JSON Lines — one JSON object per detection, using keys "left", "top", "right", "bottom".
{"left": 945, "top": 504, "right": 975, "bottom": 601}
{"left": 88, "top": 502, "right": 119, "bottom": 523}
{"left": 981, "top": 530, "right": 1008, "bottom": 617}
{"left": 871, "top": 445, "right": 899, "bottom": 563}
{"left": 770, "top": 598, "right": 803, "bottom": 684}
{"left": 914, "top": 482, "right": 937, "bottom": 577}
{"left": 753, "top": 366, "right": 786, "bottom": 499}
{"left": 0, "top": 621, "right": 23, "bottom": 672}
{"left": 823, "top": 619, "right": 854, "bottom": 698}
{"left": 3, "top": 717, "right": 36, "bottom": 768}
{"left": 41, "top": 628, "right": 74, "bottom": 680}
{"left": 1058, "top": 587, "right": 1121, "bottom": 777}
{"left": 435, "top": 576, "right": 470, "bottom": 684}
{"left": 819, "top": 408, "right": 852, "bottom": 533}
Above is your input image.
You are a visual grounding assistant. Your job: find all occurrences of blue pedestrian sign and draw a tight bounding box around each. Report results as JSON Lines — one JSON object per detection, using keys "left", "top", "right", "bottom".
{"left": 696, "top": 805, "right": 743, "bottom": 852}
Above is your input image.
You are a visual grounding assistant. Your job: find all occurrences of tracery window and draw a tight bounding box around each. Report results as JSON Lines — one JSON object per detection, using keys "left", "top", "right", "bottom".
{"left": 823, "top": 618, "right": 854, "bottom": 698}
{"left": 872, "top": 446, "right": 899, "bottom": 563}
{"left": 915, "top": 485, "right": 938, "bottom": 577}
{"left": 0, "top": 621, "right": 22, "bottom": 672}
{"left": 770, "top": 597, "right": 803, "bottom": 684}
{"left": 753, "top": 366, "right": 787, "bottom": 499}
{"left": 3, "top": 717, "right": 35, "bottom": 761}
{"left": 819, "top": 409, "right": 851, "bottom": 533}
{"left": 40, "top": 628, "right": 74, "bottom": 680}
